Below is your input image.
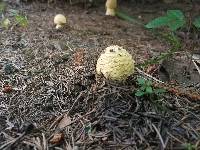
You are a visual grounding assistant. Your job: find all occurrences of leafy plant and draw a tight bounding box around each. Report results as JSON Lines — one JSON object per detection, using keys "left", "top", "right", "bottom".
{"left": 135, "top": 77, "right": 166, "bottom": 97}
{"left": 84, "top": 123, "right": 92, "bottom": 134}
{"left": 0, "top": 7, "right": 28, "bottom": 29}
{"left": 183, "top": 143, "right": 197, "bottom": 150}
{"left": 15, "top": 14, "right": 28, "bottom": 27}
{"left": 116, "top": 9, "right": 182, "bottom": 68}
{"left": 8, "top": 9, "right": 19, "bottom": 16}
{"left": 0, "top": 2, "right": 6, "bottom": 14}
{"left": 146, "top": 9, "right": 200, "bottom": 31}
{"left": 139, "top": 32, "right": 181, "bottom": 67}
{"left": 193, "top": 16, "right": 200, "bottom": 28}
{"left": 145, "top": 10, "right": 186, "bottom": 31}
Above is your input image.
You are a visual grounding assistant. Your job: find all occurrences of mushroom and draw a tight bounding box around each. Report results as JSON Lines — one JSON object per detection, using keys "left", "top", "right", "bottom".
{"left": 54, "top": 14, "right": 67, "bottom": 29}
{"left": 2, "top": 18, "right": 11, "bottom": 29}
{"left": 105, "top": 0, "right": 117, "bottom": 16}
{"left": 96, "top": 45, "right": 135, "bottom": 81}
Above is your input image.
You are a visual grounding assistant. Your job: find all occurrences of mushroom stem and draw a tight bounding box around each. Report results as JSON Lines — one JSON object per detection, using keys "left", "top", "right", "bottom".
{"left": 105, "top": 0, "right": 117, "bottom": 16}
{"left": 56, "top": 24, "right": 62, "bottom": 29}
{"left": 106, "top": 8, "right": 116, "bottom": 16}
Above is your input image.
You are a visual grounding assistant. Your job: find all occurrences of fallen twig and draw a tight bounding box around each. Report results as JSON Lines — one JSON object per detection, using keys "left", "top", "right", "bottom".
{"left": 48, "top": 108, "right": 96, "bottom": 141}
{"left": 192, "top": 60, "right": 200, "bottom": 77}
{"left": 136, "top": 67, "right": 164, "bottom": 84}
{"left": 136, "top": 67, "right": 200, "bottom": 101}
{"left": 49, "top": 91, "right": 85, "bottom": 130}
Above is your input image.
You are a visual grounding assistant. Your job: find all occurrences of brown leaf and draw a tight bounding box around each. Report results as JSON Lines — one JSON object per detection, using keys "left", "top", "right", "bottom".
{"left": 2, "top": 85, "right": 13, "bottom": 93}
{"left": 66, "top": 144, "right": 73, "bottom": 150}
{"left": 49, "top": 115, "right": 71, "bottom": 145}
{"left": 58, "top": 114, "right": 72, "bottom": 129}
{"left": 73, "top": 49, "right": 85, "bottom": 67}
{"left": 146, "top": 64, "right": 158, "bottom": 75}
{"left": 49, "top": 133, "right": 64, "bottom": 144}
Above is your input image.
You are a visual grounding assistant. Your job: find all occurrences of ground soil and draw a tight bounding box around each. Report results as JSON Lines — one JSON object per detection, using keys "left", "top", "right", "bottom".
{"left": 0, "top": 0, "right": 200, "bottom": 150}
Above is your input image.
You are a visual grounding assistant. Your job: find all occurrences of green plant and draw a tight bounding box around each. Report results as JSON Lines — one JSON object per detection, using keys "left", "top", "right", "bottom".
{"left": 84, "top": 123, "right": 92, "bottom": 134}
{"left": 0, "top": 2, "right": 6, "bottom": 14}
{"left": 145, "top": 9, "right": 200, "bottom": 31}
{"left": 145, "top": 10, "right": 186, "bottom": 31}
{"left": 183, "top": 143, "right": 197, "bottom": 150}
{"left": 135, "top": 77, "right": 166, "bottom": 97}
{"left": 116, "top": 10, "right": 182, "bottom": 68}
{"left": 0, "top": 8, "right": 28, "bottom": 29}
{"left": 117, "top": 9, "right": 199, "bottom": 69}
{"left": 193, "top": 16, "right": 200, "bottom": 28}
{"left": 15, "top": 14, "right": 28, "bottom": 27}
{"left": 139, "top": 32, "right": 181, "bottom": 67}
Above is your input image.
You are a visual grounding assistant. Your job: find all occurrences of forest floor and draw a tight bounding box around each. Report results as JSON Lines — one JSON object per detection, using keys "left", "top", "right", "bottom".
{"left": 0, "top": 0, "right": 200, "bottom": 149}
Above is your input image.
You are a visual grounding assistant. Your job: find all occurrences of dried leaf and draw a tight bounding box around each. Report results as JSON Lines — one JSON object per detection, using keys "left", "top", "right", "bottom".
{"left": 2, "top": 85, "right": 13, "bottom": 93}
{"left": 73, "top": 49, "right": 84, "bottom": 67}
{"left": 66, "top": 144, "right": 73, "bottom": 150}
{"left": 146, "top": 64, "right": 158, "bottom": 75}
{"left": 58, "top": 114, "right": 72, "bottom": 129}
{"left": 49, "top": 133, "right": 64, "bottom": 144}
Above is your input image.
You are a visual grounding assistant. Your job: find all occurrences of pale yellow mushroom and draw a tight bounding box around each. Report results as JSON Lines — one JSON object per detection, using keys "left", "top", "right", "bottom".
{"left": 54, "top": 14, "right": 67, "bottom": 29}
{"left": 2, "top": 18, "right": 11, "bottom": 29}
{"left": 105, "top": 0, "right": 117, "bottom": 16}
{"left": 96, "top": 45, "right": 135, "bottom": 81}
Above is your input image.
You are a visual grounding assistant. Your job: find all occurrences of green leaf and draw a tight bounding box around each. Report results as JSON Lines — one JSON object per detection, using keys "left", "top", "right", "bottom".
{"left": 84, "top": 123, "right": 92, "bottom": 134}
{"left": 167, "top": 10, "right": 185, "bottom": 20}
{"left": 140, "top": 86, "right": 146, "bottom": 91}
{"left": 145, "top": 86, "right": 153, "bottom": 94}
{"left": 166, "top": 10, "right": 186, "bottom": 31}
{"left": 145, "top": 16, "right": 170, "bottom": 29}
{"left": 8, "top": 9, "right": 19, "bottom": 16}
{"left": 193, "top": 16, "right": 200, "bottom": 28}
{"left": 146, "top": 80, "right": 152, "bottom": 86}
{"left": 0, "top": 2, "right": 6, "bottom": 13}
{"left": 135, "top": 91, "right": 145, "bottom": 97}
{"left": 145, "top": 9, "right": 186, "bottom": 31}
{"left": 168, "top": 19, "right": 185, "bottom": 31}
{"left": 182, "top": 143, "right": 197, "bottom": 150}
{"left": 15, "top": 15, "right": 28, "bottom": 27}
{"left": 137, "top": 78, "right": 146, "bottom": 85}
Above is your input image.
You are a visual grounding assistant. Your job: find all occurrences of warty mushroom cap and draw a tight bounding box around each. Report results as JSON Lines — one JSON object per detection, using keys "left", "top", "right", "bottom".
{"left": 96, "top": 45, "right": 135, "bottom": 81}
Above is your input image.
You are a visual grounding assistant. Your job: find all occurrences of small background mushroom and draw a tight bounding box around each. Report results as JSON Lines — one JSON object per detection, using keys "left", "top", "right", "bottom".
{"left": 105, "top": 0, "right": 117, "bottom": 16}
{"left": 54, "top": 14, "right": 67, "bottom": 29}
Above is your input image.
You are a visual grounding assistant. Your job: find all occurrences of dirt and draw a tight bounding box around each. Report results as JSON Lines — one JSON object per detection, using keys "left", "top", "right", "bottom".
{"left": 0, "top": 0, "right": 200, "bottom": 149}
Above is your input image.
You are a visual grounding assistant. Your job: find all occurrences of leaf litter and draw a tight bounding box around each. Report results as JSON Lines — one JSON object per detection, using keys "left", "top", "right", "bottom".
{"left": 0, "top": 0, "right": 200, "bottom": 149}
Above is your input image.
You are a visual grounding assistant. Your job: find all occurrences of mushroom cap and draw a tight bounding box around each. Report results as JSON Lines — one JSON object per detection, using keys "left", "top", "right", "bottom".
{"left": 96, "top": 45, "right": 135, "bottom": 81}
{"left": 2, "top": 18, "right": 11, "bottom": 28}
{"left": 54, "top": 14, "right": 67, "bottom": 25}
